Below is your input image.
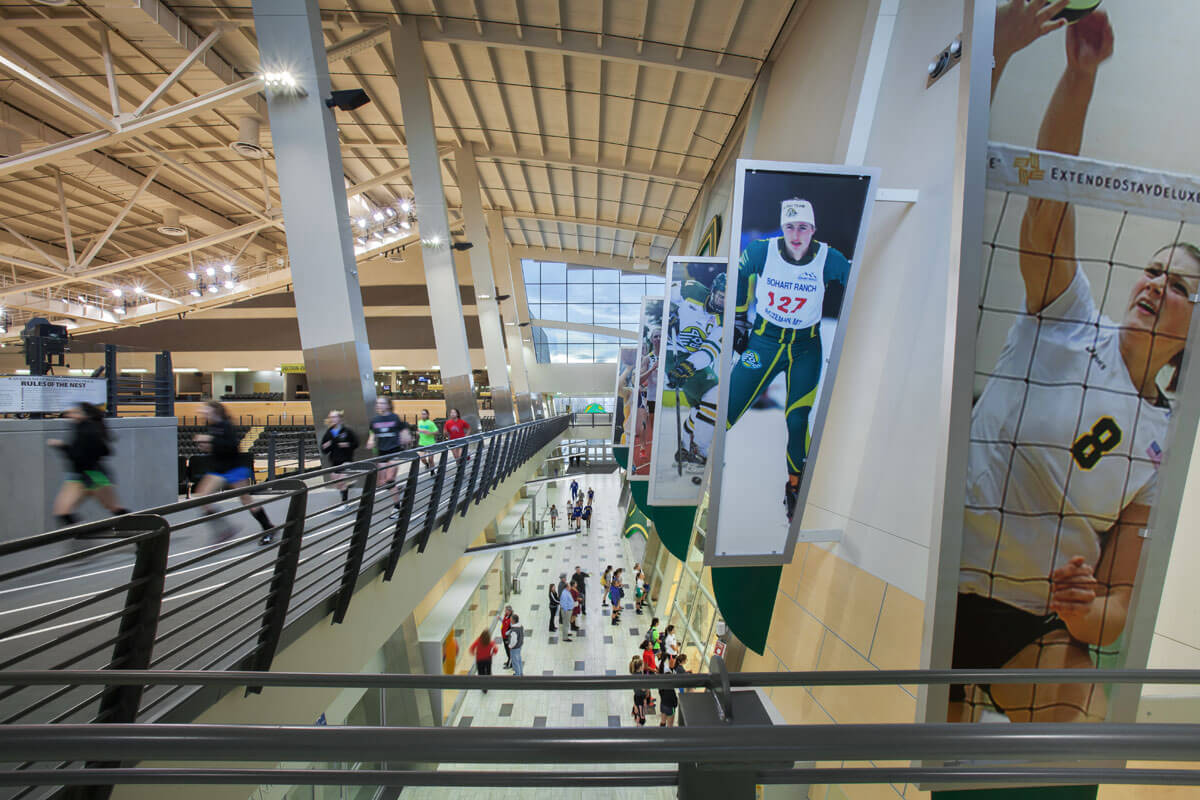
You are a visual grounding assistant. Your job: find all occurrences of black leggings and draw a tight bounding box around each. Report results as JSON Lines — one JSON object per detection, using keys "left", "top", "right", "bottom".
{"left": 476, "top": 660, "right": 492, "bottom": 676}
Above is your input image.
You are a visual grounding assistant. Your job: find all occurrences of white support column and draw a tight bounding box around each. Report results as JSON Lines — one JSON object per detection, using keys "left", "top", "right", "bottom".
{"left": 486, "top": 211, "right": 533, "bottom": 420}
{"left": 455, "top": 143, "right": 514, "bottom": 426}
{"left": 251, "top": 0, "right": 376, "bottom": 439}
{"left": 390, "top": 18, "right": 480, "bottom": 428}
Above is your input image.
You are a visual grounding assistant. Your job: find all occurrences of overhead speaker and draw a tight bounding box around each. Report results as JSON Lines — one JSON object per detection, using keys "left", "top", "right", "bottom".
{"left": 229, "top": 116, "right": 267, "bottom": 159}
{"left": 157, "top": 207, "right": 186, "bottom": 237}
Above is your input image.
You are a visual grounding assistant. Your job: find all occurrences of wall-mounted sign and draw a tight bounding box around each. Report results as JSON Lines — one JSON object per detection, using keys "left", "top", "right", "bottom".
{"left": 0, "top": 376, "right": 106, "bottom": 413}
{"left": 280, "top": 363, "right": 306, "bottom": 374}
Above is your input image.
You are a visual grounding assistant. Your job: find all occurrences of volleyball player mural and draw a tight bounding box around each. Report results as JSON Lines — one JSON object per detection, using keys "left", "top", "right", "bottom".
{"left": 704, "top": 162, "right": 876, "bottom": 564}
{"left": 941, "top": 2, "right": 1200, "bottom": 728}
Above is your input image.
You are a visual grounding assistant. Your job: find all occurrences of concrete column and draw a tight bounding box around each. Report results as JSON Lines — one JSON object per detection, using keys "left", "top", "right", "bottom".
{"left": 251, "top": 0, "right": 375, "bottom": 437}
{"left": 486, "top": 211, "right": 535, "bottom": 420}
{"left": 390, "top": 19, "right": 480, "bottom": 429}
{"left": 455, "top": 144, "right": 513, "bottom": 426}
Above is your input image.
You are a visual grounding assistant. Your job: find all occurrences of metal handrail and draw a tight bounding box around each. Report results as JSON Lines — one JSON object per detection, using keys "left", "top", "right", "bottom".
{"left": 0, "top": 414, "right": 570, "bottom": 741}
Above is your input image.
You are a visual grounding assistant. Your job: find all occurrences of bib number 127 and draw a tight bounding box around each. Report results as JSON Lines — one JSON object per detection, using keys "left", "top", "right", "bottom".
{"left": 766, "top": 292, "right": 807, "bottom": 314}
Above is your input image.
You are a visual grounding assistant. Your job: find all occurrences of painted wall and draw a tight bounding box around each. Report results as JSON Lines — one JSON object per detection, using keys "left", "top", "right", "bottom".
{"left": 524, "top": 362, "right": 618, "bottom": 396}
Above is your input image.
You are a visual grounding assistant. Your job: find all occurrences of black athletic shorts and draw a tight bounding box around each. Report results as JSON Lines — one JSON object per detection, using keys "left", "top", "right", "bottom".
{"left": 949, "top": 592, "right": 1068, "bottom": 703}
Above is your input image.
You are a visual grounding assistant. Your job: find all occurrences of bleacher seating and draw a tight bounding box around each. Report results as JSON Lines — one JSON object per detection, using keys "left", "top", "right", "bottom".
{"left": 220, "top": 392, "right": 283, "bottom": 401}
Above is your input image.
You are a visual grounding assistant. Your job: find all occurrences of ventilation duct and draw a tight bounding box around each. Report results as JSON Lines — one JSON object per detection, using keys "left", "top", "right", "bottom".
{"left": 229, "top": 116, "right": 266, "bottom": 159}
{"left": 156, "top": 208, "right": 186, "bottom": 237}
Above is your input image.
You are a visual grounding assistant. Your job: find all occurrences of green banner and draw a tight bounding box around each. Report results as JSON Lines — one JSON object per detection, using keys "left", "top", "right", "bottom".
{"left": 623, "top": 503, "right": 651, "bottom": 540}
{"left": 613, "top": 446, "right": 629, "bottom": 470}
{"left": 629, "top": 481, "right": 692, "bottom": 562}
{"left": 711, "top": 565, "right": 781, "bottom": 655}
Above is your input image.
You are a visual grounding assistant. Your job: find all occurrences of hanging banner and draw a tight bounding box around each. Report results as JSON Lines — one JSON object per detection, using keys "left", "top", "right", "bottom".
{"left": 929, "top": 5, "right": 1200, "bottom": 778}
{"left": 612, "top": 344, "right": 638, "bottom": 447}
{"left": 648, "top": 257, "right": 729, "bottom": 506}
{"left": 628, "top": 297, "right": 664, "bottom": 480}
{"left": 623, "top": 501, "right": 652, "bottom": 540}
{"left": 705, "top": 160, "right": 877, "bottom": 565}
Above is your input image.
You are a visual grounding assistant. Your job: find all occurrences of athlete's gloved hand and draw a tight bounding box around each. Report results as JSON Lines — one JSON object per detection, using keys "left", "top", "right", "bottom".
{"left": 733, "top": 316, "right": 751, "bottom": 354}
{"left": 667, "top": 359, "right": 696, "bottom": 388}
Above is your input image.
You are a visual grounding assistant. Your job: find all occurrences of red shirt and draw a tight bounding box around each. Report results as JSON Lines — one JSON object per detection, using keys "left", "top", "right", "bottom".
{"left": 444, "top": 418, "right": 469, "bottom": 439}
{"left": 642, "top": 647, "right": 657, "bottom": 673}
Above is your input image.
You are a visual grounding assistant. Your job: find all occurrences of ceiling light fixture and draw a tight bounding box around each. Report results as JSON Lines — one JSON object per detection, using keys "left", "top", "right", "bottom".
{"left": 187, "top": 271, "right": 198, "bottom": 280}
{"left": 223, "top": 263, "right": 233, "bottom": 273}
{"left": 111, "top": 288, "right": 122, "bottom": 297}
{"left": 157, "top": 207, "right": 187, "bottom": 237}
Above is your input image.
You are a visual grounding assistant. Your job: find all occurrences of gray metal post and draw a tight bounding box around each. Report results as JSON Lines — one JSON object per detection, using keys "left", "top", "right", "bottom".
{"left": 384, "top": 459, "right": 421, "bottom": 580}
{"left": 332, "top": 465, "right": 378, "bottom": 624}
{"left": 389, "top": 18, "right": 480, "bottom": 429}
{"left": 417, "top": 450, "right": 449, "bottom": 553}
{"left": 250, "top": 0, "right": 377, "bottom": 438}
{"left": 455, "top": 144, "right": 514, "bottom": 426}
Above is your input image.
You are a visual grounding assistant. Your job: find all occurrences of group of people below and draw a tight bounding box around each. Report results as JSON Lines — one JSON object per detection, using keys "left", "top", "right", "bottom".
{"left": 549, "top": 479, "right": 596, "bottom": 532}
{"left": 631, "top": 618, "right": 688, "bottom": 727}
{"left": 468, "top": 605, "right": 526, "bottom": 685}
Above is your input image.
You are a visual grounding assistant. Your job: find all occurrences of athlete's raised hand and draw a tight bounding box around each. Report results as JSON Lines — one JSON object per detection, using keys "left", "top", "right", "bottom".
{"left": 1065, "top": 9, "right": 1113, "bottom": 75}
{"left": 1048, "top": 555, "right": 1098, "bottom": 620}
{"left": 667, "top": 359, "right": 695, "bottom": 388}
{"left": 995, "top": 0, "right": 1068, "bottom": 66}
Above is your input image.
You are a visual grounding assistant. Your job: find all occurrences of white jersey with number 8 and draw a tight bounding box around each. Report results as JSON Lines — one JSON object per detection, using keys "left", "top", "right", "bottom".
{"left": 960, "top": 267, "right": 1168, "bottom": 615}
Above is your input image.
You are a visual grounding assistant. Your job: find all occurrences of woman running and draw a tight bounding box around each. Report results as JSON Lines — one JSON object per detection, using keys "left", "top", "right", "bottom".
{"left": 195, "top": 401, "right": 274, "bottom": 544}
{"left": 319, "top": 409, "right": 359, "bottom": 510}
{"left": 443, "top": 408, "right": 469, "bottom": 460}
{"left": 953, "top": 10, "right": 1197, "bottom": 724}
{"left": 468, "top": 628, "right": 498, "bottom": 693}
{"left": 416, "top": 408, "right": 439, "bottom": 469}
{"left": 367, "top": 397, "right": 413, "bottom": 519}
{"left": 48, "top": 402, "right": 129, "bottom": 528}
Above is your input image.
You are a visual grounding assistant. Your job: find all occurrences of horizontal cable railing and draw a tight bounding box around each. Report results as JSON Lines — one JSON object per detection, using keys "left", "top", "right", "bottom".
{"left": 0, "top": 414, "right": 568, "bottom": 799}
{"left": 0, "top": 665, "right": 1198, "bottom": 793}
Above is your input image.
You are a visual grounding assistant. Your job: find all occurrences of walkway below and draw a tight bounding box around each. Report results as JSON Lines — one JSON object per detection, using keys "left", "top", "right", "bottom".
{"left": 401, "top": 470, "right": 675, "bottom": 800}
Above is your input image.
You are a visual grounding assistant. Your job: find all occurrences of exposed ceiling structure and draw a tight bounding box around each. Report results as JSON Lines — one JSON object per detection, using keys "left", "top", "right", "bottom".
{"left": 0, "top": 0, "right": 794, "bottom": 342}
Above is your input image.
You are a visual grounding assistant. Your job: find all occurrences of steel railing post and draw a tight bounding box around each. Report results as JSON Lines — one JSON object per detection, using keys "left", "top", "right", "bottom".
{"left": 267, "top": 431, "right": 277, "bottom": 481}
{"left": 76, "top": 514, "right": 171, "bottom": 800}
{"left": 332, "top": 465, "right": 378, "bottom": 624}
{"left": 104, "top": 344, "right": 118, "bottom": 418}
{"left": 474, "top": 437, "right": 498, "bottom": 504}
{"left": 298, "top": 436, "right": 306, "bottom": 473}
{"left": 416, "top": 450, "right": 449, "bottom": 553}
{"left": 460, "top": 439, "right": 485, "bottom": 517}
{"left": 491, "top": 433, "right": 512, "bottom": 490}
{"left": 155, "top": 351, "right": 173, "bottom": 418}
{"left": 440, "top": 447, "right": 469, "bottom": 532}
{"left": 243, "top": 481, "right": 307, "bottom": 692}
{"left": 383, "top": 459, "right": 421, "bottom": 580}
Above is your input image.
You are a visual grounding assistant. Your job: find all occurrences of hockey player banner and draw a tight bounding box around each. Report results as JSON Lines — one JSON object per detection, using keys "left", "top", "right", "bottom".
{"left": 648, "top": 257, "right": 729, "bottom": 506}
{"left": 705, "top": 160, "right": 876, "bottom": 565}
{"left": 628, "top": 297, "right": 664, "bottom": 479}
{"left": 612, "top": 344, "right": 638, "bottom": 447}
{"left": 928, "top": 2, "right": 1200, "bottom": 763}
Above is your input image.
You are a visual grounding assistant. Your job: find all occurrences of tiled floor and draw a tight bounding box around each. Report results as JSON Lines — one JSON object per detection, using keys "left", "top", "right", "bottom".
{"left": 401, "top": 471, "right": 675, "bottom": 800}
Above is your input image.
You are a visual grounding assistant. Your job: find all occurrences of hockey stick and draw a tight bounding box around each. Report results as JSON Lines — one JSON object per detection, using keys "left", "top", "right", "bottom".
{"left": 668, "top": 317, "right": 684, "bottom": 477}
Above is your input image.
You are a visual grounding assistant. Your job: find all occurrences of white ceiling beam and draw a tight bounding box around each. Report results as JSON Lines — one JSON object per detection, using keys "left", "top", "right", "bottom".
{"left": 503, "top": 211, "right": 677, "bottom": 240}
{"left": 0, "top": 77, "right": 264, "bottom": 178}
{"left": 0, "top": 104, "right": 250, "bottom": 233}
{"left": 0, "top": 219, "right": 67, "bottom": 272}
{"left": 0, "top": 42, "right": 118, "bottom": 132}
{"left": 412, "top": 17, "right": 759, "bottom": 82}
{"left": 529, "top": 318, "right": 637, "bottom": 341}
{"left": 132, "top": 25, "right": 227, "bottom": 118}
{"left": 509, "top": 246, "right": 663, "bottom": 272}
{"left": 79, "top": 165, "right": 162, "bottom": 269}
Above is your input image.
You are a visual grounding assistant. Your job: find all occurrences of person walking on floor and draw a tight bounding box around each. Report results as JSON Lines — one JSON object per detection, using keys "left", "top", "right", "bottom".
{"left": 48, "top": 402, "right": 130, "bottom": 529}
{"left": 507, "top": 614, "right": 525, "bottom": 676}
{"left": 630, "top": 656, "right": 649, "bottom": 727}
{"left": 557, "top": 573, "right": 576, "bottom": 640}
{"left": 320, "top": 410, "right": 359, "bottom": 510}
{"left": 570, "top": 478, "right": 579, "bottom": 501}
{"left": 468, "top": 628, "right": 498, "bottom": 693}
{"left": 582, "top": 502, "right": 592, "bottom": 531}
{"left": 600, "top": 566, "right": 612, "bottom": 607}
{"left": 570, "top": 566, "right": 589, "bottom": 617}
{"left": 547, "top": 582, "right": 560, "bottom": 633}
{"left": 500, "top": 605, "right": 514, "bottom": 669}
{"left": 609, "top": 570, "right": 624, "bottom": 625}
{"left": 549, "top": 503, "right": 558, "bottom": 530}
{"left": 586, "top": 486, "right": 595, "bottom": 504}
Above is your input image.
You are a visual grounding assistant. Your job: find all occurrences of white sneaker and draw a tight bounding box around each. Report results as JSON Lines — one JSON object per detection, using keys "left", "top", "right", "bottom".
{"left": 338, "top": 502, "right": 355, "bottom": 512}
{"left": 389, "top": 508, "right": 401, "bottom": 519}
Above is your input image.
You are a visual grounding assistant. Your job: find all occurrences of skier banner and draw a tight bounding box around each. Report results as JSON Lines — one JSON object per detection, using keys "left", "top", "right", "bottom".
{"left": 612, "top": 344, "right": 638, "bottom": 447}
{"left": 628, "top": 296, "right": 665, "bottom": 480}
{"left": 648, "top": 257, "right": 729, "bottom": 506}
{"left": 705, "top": 160, "right": 877, "bottom": 565}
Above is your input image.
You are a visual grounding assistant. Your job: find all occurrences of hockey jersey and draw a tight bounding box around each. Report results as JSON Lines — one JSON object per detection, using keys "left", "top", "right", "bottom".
{"left": 671, "top": 280, "right": 722, "bottom": 370}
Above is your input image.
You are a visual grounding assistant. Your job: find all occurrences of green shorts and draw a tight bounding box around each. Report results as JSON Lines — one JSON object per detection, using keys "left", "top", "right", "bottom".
{"left": 67, "top": 469, "right": 113, "bottom": 490}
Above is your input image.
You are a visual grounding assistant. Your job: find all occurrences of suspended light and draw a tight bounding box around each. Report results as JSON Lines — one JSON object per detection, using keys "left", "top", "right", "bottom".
{"left": 386, "top": 208, "right": 396, "bottom": 217}
{"left": 356, "top": 218, "right": 367, "bottom": 228}
{"left": 190, "top": 287, "right": 202, "bottom": 298}
{"left": 224, "top": 279, "right": 235, "bottom": 289}
{"left": 399, "top": 199, "right": 412, "bottom": 213}
{"left": 187, "top": 271, "right": 198, "bottom": 280}
{"left": 400, "top": 220, "right": 411, "bottom": 230}
{"left": 223, "top": 263, "right": 233, "bottom": 273}
{"left": 111, "top": 288, "right": 122, "bottom": 297}
{"left": 208, "top": 284, "right": 219, "bottom": 294}
{"left": 134, "top": 286, "right": 145, "bottom": 295}
{"left": 373, "top": 212, "right": 385, "bottom": 223}
{"left": 205, "top": 266, "right": 216, "bottom": 277}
